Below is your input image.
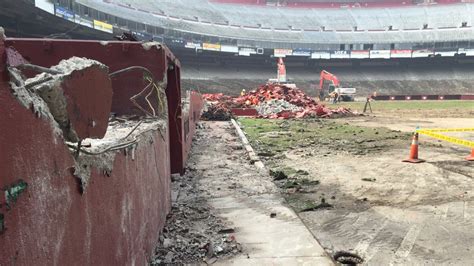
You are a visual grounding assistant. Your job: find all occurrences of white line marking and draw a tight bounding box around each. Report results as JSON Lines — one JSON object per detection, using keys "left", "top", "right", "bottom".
{"left": 443, "top": 205, "right": 449, "bottom": 219}
{"left": 355, "top": 219, "right": 389, "bottom": 262}
{"left": 463, "top": 201, "right": 469, "bottom": 220}
{"left": 389, "top": 224, "right": 422, "bottom": 265}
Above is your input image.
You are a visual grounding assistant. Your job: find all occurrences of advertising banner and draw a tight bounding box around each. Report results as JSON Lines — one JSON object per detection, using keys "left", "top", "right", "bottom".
{"left": 132, "top": 31, "right": 154, "bottom": 41}
{"left": 220, "top": 45, "right": 239, "bottom": 53}
{"left": 350, "top": 50, "right": 369, "bottom": 59}
{"left": 434, "top": 50, "right": 457, "bottom": 57}
{"left": 311, "top": 51, "right": 330, "bottom": 59}
{"left": 170, "top": 38, "right": 186, "bottom": 47}
{"left": 35, "top": 0, "right": 54, "bottom": 14}
{"left": 390, "top": 49, "right": 412, "bottom": 58}
{"left": 274, "top": 48, "right": 293, "bottom": 57}
{"left": 370, "top": 50, "right": 391, "bottom": 59}
{"left": 412, "top": 49, "right": 434, "bottom": 58}
{"left": 74, "top": 15, "right": 93, "bottom": 28}
{"left": 203, "top": 43, "right": 221, "bottom": 51}
{"left": 55, "top": 6, "right": 74, "bottom": 22}
{"left": 457, "top": 48, "right": 474, "bottom": 56}
{"left": 185, "top": 41, "right": 202, "bottom": 49}
{"left": 93, "top": 20, "right": 113, "bottom": 33}
{"left": 330, "top": 50, "right": 350, "bottom": 59}
{"left": 239, "top": 47, "right": 257, "bottom": 55}
{"left": 292, "top": 48, "right": 311, "bottom": 57}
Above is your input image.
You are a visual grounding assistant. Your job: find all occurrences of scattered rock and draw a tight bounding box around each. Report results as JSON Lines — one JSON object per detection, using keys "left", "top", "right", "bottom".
{"left": 270, "top": 212, "right": 277, "bottom": 218}
{"left": 270, "top": 170, "right": 288, "bottom": 181}
{"left": 150, "top": 167, "right": 242, "bottom": 264}
{"left": 218, "top": 228, "right": 235, "bottom": 234}
{"left": 296, "top": 169, "right": 309, "bottom": 175}
{"left": 300, "top": 198, "right": 333, "bottom": 212}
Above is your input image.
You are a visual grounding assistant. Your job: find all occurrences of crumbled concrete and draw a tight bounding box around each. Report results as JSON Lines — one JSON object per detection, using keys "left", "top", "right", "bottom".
{"left": 73, "top": 118, "right": 167, "bottom": 191}
{"left": 150, "top": 174, "right": 242, "bottom": 264}
{"left": 141, "top": 42, "right": 162, "bottom": 51}
{"left": 73, "top": 152, "right": 116, "bottom": 192}
{"left": 256, "top": 99, "right": 302, "bottom": 116}
{"left": 8, "top": 67, "right": 64, "bottom": 138}
{"left": 0, "top": 27, "right": 5, "bottom": 40}
{"left": 9, "top": 57, "right": 110, "bottom": 142}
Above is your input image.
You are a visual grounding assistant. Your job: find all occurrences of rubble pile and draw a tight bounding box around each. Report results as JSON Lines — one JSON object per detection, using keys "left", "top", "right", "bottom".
{"left": 201, "top": 103, "right": 232, "bottom": 121}
{"left": 151, "top": 203, "right": 241, "bottom": 264}
{"left": 256, "top": 99, "right": 302, "bottom": 116}
{"left": 202, "top": 83, "right": 356, "bottom": 119}
{"left": 201, "top": 93, "right": 233, "bottom": 121}
{"left": 151, "top": 173, "right": 241, "bottom": 264}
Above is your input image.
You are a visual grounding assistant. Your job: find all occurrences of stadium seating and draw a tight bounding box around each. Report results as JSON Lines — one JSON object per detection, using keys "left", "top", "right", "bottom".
{"left": 75, "top": 0, "right": 474, "bottom": 45}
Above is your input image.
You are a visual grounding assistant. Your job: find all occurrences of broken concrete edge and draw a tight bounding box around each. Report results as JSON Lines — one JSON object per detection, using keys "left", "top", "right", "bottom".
{"left": 73, "top": 119, "right": 168, "bottom": 192}
{"left": 229, "top": 119, "right": 336, "bottom": 264}
{"left": 230, "top": 119, "right": 266, "bottom": 172}
{"left": 9, "top": 57, "right": 109, "bottom": 142}
{"left": 6, "top": 56, "right": 169, "bottom": 194}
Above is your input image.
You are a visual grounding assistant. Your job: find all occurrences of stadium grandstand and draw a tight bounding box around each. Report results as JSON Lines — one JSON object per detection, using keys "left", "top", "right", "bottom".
{"left": 2, "top": 0, "right": 474, "bottom": 96}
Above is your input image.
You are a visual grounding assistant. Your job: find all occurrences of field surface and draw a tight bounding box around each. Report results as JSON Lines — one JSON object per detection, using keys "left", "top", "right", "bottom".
{"left": 239, "top": 100, "right": 473, "bottom": 265}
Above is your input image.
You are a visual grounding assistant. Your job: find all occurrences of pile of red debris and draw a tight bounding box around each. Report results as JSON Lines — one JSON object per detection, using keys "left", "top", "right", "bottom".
{"left": 201, "top": 94, "right": 233, "bottom": 121}
{"left": 201, "top": 102, "right": 232, "bottom": 121}
{"left": 202, "top": 84, "right": 356, "bottom": 119}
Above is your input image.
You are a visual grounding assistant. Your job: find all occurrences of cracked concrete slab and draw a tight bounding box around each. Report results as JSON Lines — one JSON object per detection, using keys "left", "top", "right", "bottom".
{"left": 188, "top": 121, "right": 334, "bottom": 265}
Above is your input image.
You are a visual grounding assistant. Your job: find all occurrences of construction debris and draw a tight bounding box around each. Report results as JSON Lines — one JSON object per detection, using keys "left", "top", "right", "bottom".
{"left": 201, "top": 102, "right": 232, "bottom": 121}
{"left": 256, "top": 99, "right": 302, "bottom": 117}
{"left": 202, "top": 83, "right": 356, "bottom": 120}
{"left": 150, "top": 161, "right": 242, "bottom": 265}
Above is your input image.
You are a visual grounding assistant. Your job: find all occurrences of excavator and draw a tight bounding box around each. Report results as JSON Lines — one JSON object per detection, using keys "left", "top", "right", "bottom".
{"left": 267, "top": 57, "right": 296, "bottom": 88}
{"left": 319, "top": 70, "right": 356, "bottom": 101}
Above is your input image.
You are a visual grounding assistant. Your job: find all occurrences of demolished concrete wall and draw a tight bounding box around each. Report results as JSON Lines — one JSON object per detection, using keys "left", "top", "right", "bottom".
{"left": 0, "top": 37, "right": 203, "bottom": 264}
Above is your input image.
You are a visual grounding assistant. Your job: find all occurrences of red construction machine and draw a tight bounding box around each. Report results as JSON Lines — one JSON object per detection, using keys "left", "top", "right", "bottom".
{"left": 319, "top": 70, "right": 356, "bottom": 101}
{"left": 268, "top": 57, "right": 296, "bottom": 88}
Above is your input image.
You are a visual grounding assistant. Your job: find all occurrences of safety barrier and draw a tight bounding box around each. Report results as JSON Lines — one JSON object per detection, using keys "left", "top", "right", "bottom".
{"left": 416, "top": 128, "right": 474, "bottom": 148}
{"left": 404, "top": 128, "right": 474, "bottom": 162}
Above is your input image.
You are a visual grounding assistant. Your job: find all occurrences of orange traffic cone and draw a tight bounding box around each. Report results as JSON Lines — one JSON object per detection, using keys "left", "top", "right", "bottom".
{"left": 403, "top": 132, "right": 425, "bottom": 163}
{"left": 466, "top": 149, "right": 474, "bottom": 161}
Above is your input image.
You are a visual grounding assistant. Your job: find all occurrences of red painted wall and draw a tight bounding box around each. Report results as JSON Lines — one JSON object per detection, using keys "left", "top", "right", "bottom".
{"left": 0, "top": 39, "right": 182, "bottom": 264}
{"left": 182, "top": 91, "right": 204, "bottom": 169}
{"left": 4, "top": 38, "right": 186, "bottom": 175}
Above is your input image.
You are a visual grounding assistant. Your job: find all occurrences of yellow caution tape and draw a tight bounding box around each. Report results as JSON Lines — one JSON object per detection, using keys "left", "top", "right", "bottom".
{"left": 416, "top": 129, "right": 474, "bottom": 148}
{"left": 420, "top": 128, "right": 474, "bottom": 133}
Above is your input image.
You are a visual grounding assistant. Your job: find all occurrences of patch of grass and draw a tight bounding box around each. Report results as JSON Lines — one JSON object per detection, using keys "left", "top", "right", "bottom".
{"left": 238, "top": 118, "right": 411, "bottom": 157}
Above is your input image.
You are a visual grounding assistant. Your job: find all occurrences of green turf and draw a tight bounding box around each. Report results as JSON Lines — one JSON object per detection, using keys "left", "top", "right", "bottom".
{"left": 333, "top": 100, "right": 473, "bottom": 112}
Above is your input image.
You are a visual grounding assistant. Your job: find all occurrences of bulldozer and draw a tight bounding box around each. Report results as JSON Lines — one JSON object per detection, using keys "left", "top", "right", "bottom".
{"left": 319, "top": 70, "right": 356, "bottom": 101}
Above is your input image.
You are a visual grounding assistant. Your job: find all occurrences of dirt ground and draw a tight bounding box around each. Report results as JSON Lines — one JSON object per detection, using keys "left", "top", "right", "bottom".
{"left": 239, "top": 105, "right": 474, "bottom": 265}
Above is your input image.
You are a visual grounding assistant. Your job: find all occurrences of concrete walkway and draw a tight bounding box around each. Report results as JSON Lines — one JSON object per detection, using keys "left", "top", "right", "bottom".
{"left": 188, "top": 121, "right": 333, "bottom": 265}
